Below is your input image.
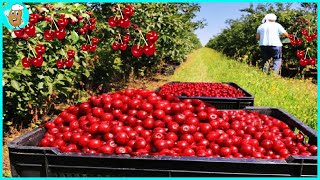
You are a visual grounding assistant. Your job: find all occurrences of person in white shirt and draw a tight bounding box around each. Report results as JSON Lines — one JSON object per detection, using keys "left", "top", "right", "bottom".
{"left": 256, "top": 13, "right": 289, "bottom": 74}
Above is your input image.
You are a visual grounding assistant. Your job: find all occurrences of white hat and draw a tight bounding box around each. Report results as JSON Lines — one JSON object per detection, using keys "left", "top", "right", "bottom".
{"left": 12, "top": 4, "right": 24, "bottom": 11}
{"left": 265, "top": 13, "right": 277, "bottom": 21}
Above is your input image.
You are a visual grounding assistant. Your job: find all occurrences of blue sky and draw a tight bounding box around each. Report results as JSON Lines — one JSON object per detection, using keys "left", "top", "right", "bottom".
{"left": 193, "top": 3, "right": 302, "bottom": 45}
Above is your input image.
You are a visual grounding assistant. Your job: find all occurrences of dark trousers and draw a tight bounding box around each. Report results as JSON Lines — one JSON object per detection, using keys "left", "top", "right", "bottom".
{"left": 259, "top": 46, "right": 282, "bottom": 74}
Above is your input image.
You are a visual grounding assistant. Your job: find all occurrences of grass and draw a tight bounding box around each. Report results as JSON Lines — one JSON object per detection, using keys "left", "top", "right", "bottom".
{"left": 170, "top": 47, "right": 317, "bottom": 130}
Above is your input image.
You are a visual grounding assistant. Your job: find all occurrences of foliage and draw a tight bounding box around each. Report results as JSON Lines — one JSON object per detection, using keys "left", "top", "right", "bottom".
{"left": 206, "top": 3, "right": 317, "bottom": 73}
{"left": 3, "top": 3, "right": 203, "bottom": 129}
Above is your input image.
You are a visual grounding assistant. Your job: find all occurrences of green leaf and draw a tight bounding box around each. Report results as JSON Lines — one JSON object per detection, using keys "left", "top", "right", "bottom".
{"left": 37, "top": 74, "right": 45, "bottom": 79}
{"left": 47, "top": 82, "right": 53, "bottom": 94}
{"left": 84, "top": 69, "right": 90, "bottom": 77}
{"left": 38, "top": 82, "right": 44, "bottom": 89}
{"left": 49, "top": 68, "right": 54, "bottom": 74}
{"left": 71, "top": 31, "right": 79, "bottom": 44}
{"left": 11, "top": 80, "right": 20, "bottom": 91}
{"left": 57, "top": 74, "right": 64, "bottom": 80}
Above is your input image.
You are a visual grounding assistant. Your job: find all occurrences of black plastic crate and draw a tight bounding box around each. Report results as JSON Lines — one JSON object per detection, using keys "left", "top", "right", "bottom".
{"left": 155, "top": 81, "right": 254, "bottom": 109}
{"left": 8, "top": 107, "right": 317, "bottom": 177}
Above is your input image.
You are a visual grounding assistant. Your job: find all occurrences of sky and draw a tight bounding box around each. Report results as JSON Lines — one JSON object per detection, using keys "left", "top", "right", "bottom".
{"left": 193, "top": 3, "right": 302, "bottom": 46}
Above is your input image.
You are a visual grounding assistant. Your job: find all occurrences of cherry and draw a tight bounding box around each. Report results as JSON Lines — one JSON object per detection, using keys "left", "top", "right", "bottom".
{"left": 14, "top": 29, "right": 24, "bottom": 38}
{"left": 300, "top": 58, "right": 308, "bottom": 66}
{"left": 296, "top": 50, "right": 305, "bottom": 59}
{"left": 123, "top": 5, "right": 134, "bottom": 17}
{"left": 306, "top": 35, "right": 313, "bottom": 42}
{"left": 81, "top": 44, "right": 89, "bottom": 51}
{"left": 91, "top": 37, "right": 99, "bottom": 45}
{"left": 131, "top": 45, "right": 143, "bottom": 57}
{"left": 78, "top": 15, "right": 84, "bottom": 21}
{"left": 65, "top": 58, "right": 74, "bottom": 68}
{"left": 22, "top": 57, "right": 32, "bottom": 68}
{"left": 44, "top": 30, "right": 54, "bottom": 40}
{"left": 89, "top": 45, "right": 97, "bottom": 52}
{"left": 55, "top": 28, "right": 66, "bottom": 40}
{"left": 309, "top": 57, "right": 316, "bottom": 65}
{"left": 108, "top": 16, "right": 118, "bottom": 27}
{"left": 119, "top": 43, "right": 128, "bottom": 51}
{"left": 25, "top": 25, "right": 36, "bottom": 37}
{"left": 57, "top": 18, "right": 69, "bottom": 27}
{"left": 143, "top": 42, "right": 156, "bottom": 56}
{"left": 146, "top": 31, "right": 158, "bottom": 42}
{"left": 89, "top": 18, "right": 97, "bottom": 24}
{"left": 89, "top": 24, "right": 96, "bottom": 31}
{"left": 67, "top": 50, "right": 75, "bottom": 58}
{"left": 78, "top": 28, "right": 85, "bottom": 35}
{"left": 45, "top": 16, "right": 53, "bottom": 23}
{"left": 112, "top": 42, "right": 119, "bottom": 50}
{"left": 29, "top": 14, "right": 38, "bottom": 24}
{"left": 56, "top": 59, "right": 65, "bottom": 69}
{"left": 122, "top": 35, "right": 130, "bottom": 43}
{"left": 119, "top": 17, "right": 130, "bottom": 28}
{"left": 32, "top": 55, "right": 44, "bottom": 67}
{"left": 301, "top": 29, "right": 308, "bottom": 36}
{"left": 35, "top": 44, "right": 46, "bottom": 55}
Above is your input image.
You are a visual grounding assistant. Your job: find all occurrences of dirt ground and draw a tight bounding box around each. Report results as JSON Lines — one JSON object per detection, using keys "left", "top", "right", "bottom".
{"left": 2, "top": 75, "right": 169, "bottom": 177}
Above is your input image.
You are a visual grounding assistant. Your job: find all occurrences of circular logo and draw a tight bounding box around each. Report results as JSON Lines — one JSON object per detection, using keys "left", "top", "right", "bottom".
{"left": 3, "top": 3, "right": 29, "bottom": 30}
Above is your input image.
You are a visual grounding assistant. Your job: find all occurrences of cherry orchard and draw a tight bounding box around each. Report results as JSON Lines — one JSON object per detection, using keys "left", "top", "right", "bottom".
{"left": 108, "top": 4, "right": 159, "bottom": 57}
{"left": 13, "top": 4, "right": 99, "bottom": 69}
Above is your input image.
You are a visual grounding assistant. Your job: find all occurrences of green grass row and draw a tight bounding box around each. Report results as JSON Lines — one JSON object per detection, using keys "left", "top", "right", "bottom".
{"left": 169, "top": 47, "right": 317, "bottom": 130}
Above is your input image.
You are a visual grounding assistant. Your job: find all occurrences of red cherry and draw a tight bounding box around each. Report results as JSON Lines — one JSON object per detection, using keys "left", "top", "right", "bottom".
{"left": 131, "top": 45, "right": 143, "bottom": 57}
{"left": 35, "top": 44, "right": 46, "bottom": 55}
{"left": 25, "top": 25, "right": 36, "bottom": 37}
{"left": 122, "top": 35, "right": 130, "bottom": 43}
{"left": 89, "top": 18, "right": 97, "bottom": 24}
{"left": 123, "top": 5, "right": 134, "bottom": 17}
{"left": 295, "top": 39, "right": 302, "bottom": 45}
{"left": 55, "top": 28, "right": 66, "bottom": 40}
{"left": 108, "top": 16, "right": 118, "bottom": 27}
{"left": 296, "top": 50, "right": 305, "bottom": 59}
{"left": 306, "top": 35, "right": 313, "bottom": 42}
{"left": 119, "top": 43, "right": 128, "bottom": 51}
{"left": 78, "top": 28, "right": 85, "bottom": 35}
{"left": 29, "top": 14, "right": 38, "bottom": 24}
{"left": 112, "top": 42, "right": 119, "bottom": 50}
{"left": 119, "top": 17, "right": 130, "bottom": 28}
{"left": 309, "top": 57, "right": 316, "bottom": 65}
{"left": 45, "top": 16, "right": 53, "bottom": 22}
{"left": 89, "top": 24, "right": 96, "bottom": 31}
{"left": 300, "top": 58, "right": 308, "bottom": 66}
{"left": 14, "top": 29, "right": 24, "bottom": 38}
{"left": 22, "top": 57, "right": 32, "bottom": 68}
{"left": 57, "top": 18, "right": 69, "bottom": 27}
{"left": 89, "top": 45, "right": 97, "bottom": 52}
{"left": 91, "top": 37, "right": 99, "bottom": 45}
{"left": 56, "top": 59, "right": 65, "bottom": 69}
{"left": 65, "top": 58, "right": 74, "bottom": 68}
{"left": 81, "top": 44, "right": 89, "bottom": 51}
{"left": 146, "top": 31, "right": 158, "bottom": 42}
{"left": 67, "top": 50, "right": 75, "bottom": 58}
{"left": 143, "top": 42, "right": 156, "bottom": 56}
{"left": 32, "top": 55, "right": 44, "bottom": 67}
{"left": 301, "top": 29, "right": 308, "bottom": 36}
{"left": 44, "top": 30, "right": 54, "bottom": 40}
{"left": 288, "top": 34, "right": 294, "bottom": 39}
